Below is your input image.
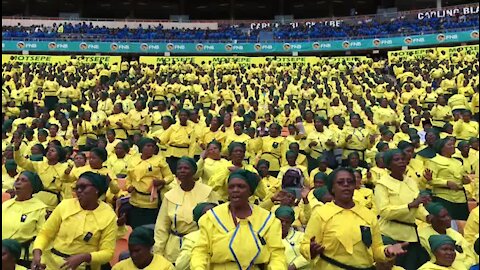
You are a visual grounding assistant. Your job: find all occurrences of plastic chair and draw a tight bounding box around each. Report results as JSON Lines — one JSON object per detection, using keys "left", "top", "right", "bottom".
{"left": 2, "top": 192, "right": 11, "bottom": 203}
{"left": 110, "top": 226, "right": 132, "bottom": 267}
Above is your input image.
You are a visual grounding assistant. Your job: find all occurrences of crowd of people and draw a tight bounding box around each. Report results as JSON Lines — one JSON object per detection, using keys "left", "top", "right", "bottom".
{"left": 1, "top": 45, "right": 479, "bottom": 270}
{"left": 2, "top": 8, "right": 479, "bottom": 42}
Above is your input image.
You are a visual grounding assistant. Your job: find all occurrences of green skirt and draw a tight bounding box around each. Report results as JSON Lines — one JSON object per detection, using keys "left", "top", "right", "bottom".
{"left": 433, "top": 196, "right": 469, "bottom": 220}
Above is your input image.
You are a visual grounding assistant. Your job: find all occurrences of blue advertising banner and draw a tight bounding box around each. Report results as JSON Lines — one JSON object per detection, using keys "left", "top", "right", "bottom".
{"left": 2, "top": 30, "right": 478, "bottom": 54}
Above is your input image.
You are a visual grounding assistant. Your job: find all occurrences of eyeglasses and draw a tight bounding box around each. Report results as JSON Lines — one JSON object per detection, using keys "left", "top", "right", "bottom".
{"left": 73, "top": 183, "right": 95, "bottom": 192}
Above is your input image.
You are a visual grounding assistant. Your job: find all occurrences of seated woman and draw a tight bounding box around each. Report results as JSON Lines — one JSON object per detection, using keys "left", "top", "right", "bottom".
{"left": 195, "top": 140, "right": 231, "bottom": 184}
{"left": 175, "top": 202, "right": 218, "bottom": 270}
{"left": 31, "top": 172, "right": 118, "bottom": 270}
{"left": 2, "top": 171, "right": 47, "bottom": 268}
{"left": 2, "top": 239, "right": 27, "bottom": 270}
{"left": 419, "top": 202, "right": 476, "bottom": 268}
{"left": 418, "top": 235, "right": 465, "bottom": 270}
{"left": 112, "top": 227, "right": 174, "bottom": 270}
{"left": 275, "top": 205, "right": 310, "bottom": 270}
{"left": 191, "top": 169, "right": 286, "bottom": 269}
{"left": 352, "top": 169, "right": 376, "bottom": 213}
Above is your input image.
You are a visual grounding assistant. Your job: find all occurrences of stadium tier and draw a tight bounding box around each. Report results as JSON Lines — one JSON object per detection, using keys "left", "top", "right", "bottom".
{"left": 2, "top": 2, "right": 480, "bottom": 270}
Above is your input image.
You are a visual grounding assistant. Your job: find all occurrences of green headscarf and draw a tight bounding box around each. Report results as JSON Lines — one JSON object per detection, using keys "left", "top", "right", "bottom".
{"left": 314, "top": 172, "right": 328, "bottom": 183}
{"left": 285, "top": 150, "right": 298, "bottom": 159}
{"left": 428, "top": 234, "right": 456, "bottom": 252}
{"left": 129, "top": 226, "right": 155, "bottom": 247}
{"left": 274, "top": 205, "right": 295, "bottom": 222}
{"left": 256, "top": 159, "right": 270, "bottom": 168}
{"left": 177, "top": 156, "right": 198, "bottom": 173}
{"left": 228, "top": 169, "right": 259, "bottom": 194}
{"left": 137, "top": 137, "right": 156, "bottom": 152}
{"left": 317, "top": 155, "right": 328, "bottom": 163}
{"left": 2, "top": 239, "right": 21, "bottom": 261}
{"left": 313, "top": 186, "right": 330, "bottom": 202}
{"left": 283, "top": 187, "right": 297, "bottom": 198}
{"left": 21, "top": 171, "right": 44, "bottom": 194}
{"left": 425, "top": 202, "right": 447, "bottom": 216}
{"left": 397, "top": 140, "right": 413, "bottom": 150}
{"left": 79, "top": 171, "right": 109, "bottom": 196}
{"left": 433, "top": 138, "right": 450, "bottom": 154}
{"left": 90, "top": 147, "right": 108, "bottom": 162}
{"left": 29, "top": 154, "right": 44, "bottom": 161}
{"left": 457, "top": 140, "right": 470, "bottom": 151}
{"left": 376, "top": 141, "right": 388, "bottom": 152}
{"left": 4, "top": 159, "right": 17, "bottom": 171}
{"left": 193, "top": 202, "right": 217, "bottom": 223}
{"left": 383, "top": 149, "right": 404, "bottom": 168}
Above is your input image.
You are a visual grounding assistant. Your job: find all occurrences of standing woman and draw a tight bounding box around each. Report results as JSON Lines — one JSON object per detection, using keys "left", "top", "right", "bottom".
{"left": 191, "top": 169, "right": 286, "bottom": 269}
{"left": 126, "top": 138, "right": 174, "bottom": 229}
{"left": 30, "top": 172, "right": 118, "bottom": 270}
{"left": 13, "top": 137, "right": 68, "bottom": 211}
{"left": 374, "top": 149, "right": 431, "bottom": 270}
{"left": 257, "top": 123, "right": 287, "bottom": 177}
{"left": 300, "top": 167, "right": 408, "bottom": 269}
{"left": 153, "top": 157, "right": 218, "bottom": 263}
{"left": 2, "top": 171, "right": 47, "bottom": 268}
{"left": 195, "top": 140, "right": 231, "bottom": 184}
{"left": 160, "top": 109, "right": 197, "bottom": 173}
{"left": 426, "top": 137, "right": 470, "bottom": 220}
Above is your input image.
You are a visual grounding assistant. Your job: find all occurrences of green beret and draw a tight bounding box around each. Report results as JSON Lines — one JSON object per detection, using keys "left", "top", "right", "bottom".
{"left": 409, "top": 133, "right": 420, "bottom": 141}
{"left": 317, "top": 155, "right": 328, "bottom": 163}
{"left": 21, "top": 171, "right": 44, "bottom": 194}
{"left": 79, "top": 171, "right": 109, "bottom": 196}
{"left": 425, "top": 202, "right": 447, "bottom": 216}
{"left": 314, "top": 172, "right": 328, "bottom": 183}
{"left": 285, "top": 150, "right": 298, "bottom": 158}
{"left": 177, "top": 156, "right": 198, "bottom": 173}
{"left": 383, "top": 149, "right": 404, "bottom": 168}
{"left": 274, "top": 205, "right": 295, "bottom": 222}
{"left": 129, "top": 226, "right": 154, "bottom": 247}
{"left": 283, "top": 187, "right": 297, "bottom": 198}
{"left": 382, "top": 235, "right": 397, "bottom": 245}
{"left": 256, "top": 159, "right": 270, "bottom": 168}
{"left": 382, "top": 130, "right": 394, "bottom": 136}
{"left": 90, "top": 147, "right": 108, "bottom": 162}
{"left": 3, "top": 119, "right": 14, "bottom": 130}
{"left": 398, "top": 140, "right": 413, "bottom": 150}
{"left": 376, "top": 142, "right": 388, "bottom": 152}
{"left": 313, "top": 186, "right": 329, "bottom": 201}
{"left": 417, "top": 147, "right": 437, "bottom": 159}
{"left": 4, "top": 159, "right": 17, "bottom": 171}
{"left": 193, "top": 202, "right": 217, "bottom": 223}
{"left": 429, "top": 234, "right": 456, "bottom": 252}
{"left": 433, "top": 138, "right": 450, "bottom": 154}
{"left": 457, "top": 140, "right": 470, "bottom": 150}
{"left": 228, "top": 169, "right": 259, "bottom": 194}
{"left": 137, "top": 137, "right": 156, "bottom": 151}
{"left": 2, "top": 239, "right": 22, "bottom": 261}
{"left": 29, "top": 154, "right": 44, "bottom": 161}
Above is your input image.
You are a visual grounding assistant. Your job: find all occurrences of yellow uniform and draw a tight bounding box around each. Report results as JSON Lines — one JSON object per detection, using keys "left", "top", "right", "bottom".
{"left": 14, "top": 150, "right": 68, "bottom": 210}
{"left": 418, "top": 226, "right": 476, "bottom": 268}
{"left": 208, "top": 162, "right": 258, "bottom": 201}
{"left": 195, "top": 158, "right": 231, "bottom": 184}
{"left": 2, "top": 172, "right": 17, "bottom": 192}
{"left": 175, "top": 230, "right": 200, "bottom": 270}
{"left": 426, "top": 156, "right": 466, "bottom": 204}
{"left": 32, "top": 199, "right": 118, "bottom": 270}
{"left": 418, "top": 261, "right": 468, "bottom": 270}
{"left": 160, "top": 123, "right": 196, "bottom": 158}
{"left": 283, "top": 228, "right": 310, "bottom": 270}
{"left": 106, "top": 113, "right": 128, "bottom": 140}
{"left": 191, "top": 203, "right": 286, "bottom": 270}
{"left": 300, "top": 202, "right": 389, "bottom": 269}
{"left": 353, "top": 188, "right": 376, "bottom": 213}
{"left": 112, "top": 254, "right": 174, "bottom": 270}
{"left": 153, "top": 182, "right": 218, "bottom": 262}
{"left": 341, "top": 127, "right": 371, "bottom": 160}
{"left": 306, "top": 129, "right": 335, "bottom": 160}
{"left": 374, "top": 174, "right": 428, "bottom": 242}
{"left": 258, "top": 136, "right": 287, "bottom": 172}
{"left": 126, "top": 154, "right": 174, "bottom": 209}
{"left": 463, "top": 206, "right": 479, "bottom": 245}
{"left": 453, "top": 120, "right": 479, "bottom": 140}
{"left": 2, "top": 197, "right": 47, "bottom": 259}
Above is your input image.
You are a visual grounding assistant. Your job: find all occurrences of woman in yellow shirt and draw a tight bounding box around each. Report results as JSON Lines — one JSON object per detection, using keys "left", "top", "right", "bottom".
{"left": 126, "top": 138, "right": 174, "bottom": 229}
{"left": 13, "top": 138, "right": 68, "bottom": 211}
{"left": 257, "top": 123, "right": 287, "bottom": 177}
{"left": 418, "top": 235, "right": 465, "bottom": 270}
{"left": 112, "top": 227, "right": 174, "bottom": 270}
{"left": 374, "top": 149, "right": 431, "bottom": 269}
{"left": 195, "top": 140, "right": 231, "bottom": 184}
{"left": 300, "top": 167, "right": 408, "bottom": 269}
{"left": 191, "top": 169, "right": 286, "bottom": 269}
{"left": 2, "top": 239, "right": 28, "bottom": 270}
{"left": 426, "top": 137, "right": 470, "bottom": 220}
{"left": 153, "top": 157, "right": 218, "bottom": 263}
{"left": 106, "top": 104, "right": 128, "bottom": 140}
{"left": 31, "top": 172, "right": 118, "bottom": 270}
{"left": 2, "top": 171, "right": 47, "bottom": 268}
